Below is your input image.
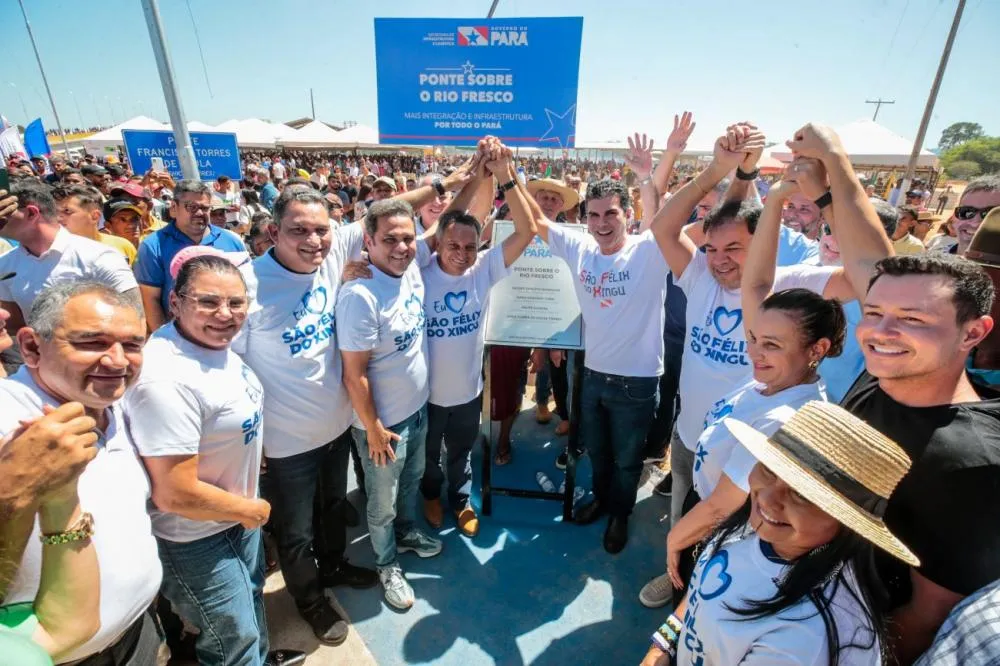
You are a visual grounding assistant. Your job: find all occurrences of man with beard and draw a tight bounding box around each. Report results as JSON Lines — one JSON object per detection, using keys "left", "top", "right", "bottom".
{"left": 51, "top": 185, "right": 137, "bottom": 265}
{"left": 780, "top": 190, "right": 822, "bottom": 240}
{"left": 135, "top": 180, "right": 246, "bottom": 332}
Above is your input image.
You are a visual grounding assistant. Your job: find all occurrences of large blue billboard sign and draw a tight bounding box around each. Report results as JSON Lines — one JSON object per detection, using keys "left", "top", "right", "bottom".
{"left": 374, "top": 17, "right": 583, "bottom": 147}
{"left": 121, "top": 130, "right": 242, "bottom": 181}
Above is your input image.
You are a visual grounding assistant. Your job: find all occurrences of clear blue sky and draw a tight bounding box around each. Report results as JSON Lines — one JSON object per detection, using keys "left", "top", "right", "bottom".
{"left": 0, "top": 0, "right": 996, "bottom": 151}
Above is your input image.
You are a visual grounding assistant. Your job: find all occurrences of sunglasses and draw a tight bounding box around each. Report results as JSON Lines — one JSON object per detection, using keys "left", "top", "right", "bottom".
{"left": 954, "top": 205, "right": 997, "bottom": 221}
{"left": 821, "top": 223, "right": 832, "bottom": 237}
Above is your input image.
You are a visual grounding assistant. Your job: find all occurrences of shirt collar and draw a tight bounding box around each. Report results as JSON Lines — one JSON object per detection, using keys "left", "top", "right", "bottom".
{"left": 165, "top": 222, "right": 223, "bottom": 246}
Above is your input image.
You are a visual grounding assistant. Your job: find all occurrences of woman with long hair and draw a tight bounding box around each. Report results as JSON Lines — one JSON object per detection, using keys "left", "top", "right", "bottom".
{"left": 640, "top": 401, "right": 918, "bottom": 665}
{"left": 640, "top": 288, "right": 846, "bottom": 609}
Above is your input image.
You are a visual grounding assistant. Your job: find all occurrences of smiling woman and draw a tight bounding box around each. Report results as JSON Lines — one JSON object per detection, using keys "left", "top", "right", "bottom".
{"left": 641, "top": 401, "right": 918, "bottom": 666}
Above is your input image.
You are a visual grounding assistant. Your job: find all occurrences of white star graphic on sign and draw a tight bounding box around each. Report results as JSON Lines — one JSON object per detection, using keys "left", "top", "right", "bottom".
{"left": 538, "top": 105, "right": 577, "bottom": 148}
{"left": 461, "top": 60, "right": 475, "bottom": 76}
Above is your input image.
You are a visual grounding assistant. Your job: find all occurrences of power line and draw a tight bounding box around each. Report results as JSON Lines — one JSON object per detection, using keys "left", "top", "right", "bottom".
{"left": 185, "top": 0, "right": 214, "bottom": 99}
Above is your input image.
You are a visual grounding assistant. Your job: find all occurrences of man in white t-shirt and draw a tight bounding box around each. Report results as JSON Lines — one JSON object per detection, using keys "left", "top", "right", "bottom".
{"left": 532, "top": 176, "right": 669, "bottom": 554}
{"left": 0, "top": 281, "right": 162, "bottom": 665}
{"left": 0, "top": 180, "right": 138, "bottom": 339}
{"left": 233, "top": 187, "right": 377, "bottom": 645}
{"left": 420, "top": 146, "right": 538, "bottom": 538}
{"left": 337, "top": 198, "right": 442, "bottom": 611}
{"left": 653, "top": 124, "right": 891, "bottom": 534}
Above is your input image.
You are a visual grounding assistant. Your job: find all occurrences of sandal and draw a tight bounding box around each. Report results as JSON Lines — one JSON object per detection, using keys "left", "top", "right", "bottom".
{"left": 494, "top": 443, "right": 513, "bottom": 466}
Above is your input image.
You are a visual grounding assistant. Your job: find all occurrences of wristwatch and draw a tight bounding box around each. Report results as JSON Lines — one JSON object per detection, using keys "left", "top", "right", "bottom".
{"left": 735, "top": 167, "right": 759, "bottom": 181}
{"left": 432, "top": 177, "right": 446, "bottom": 196}
{"left": 814, "top": 191, "right": 833, "bottom": 209}
{"left": 498, "top": 178, "right": 517, "bottom": 193}
{"left": 39, "top": 511, "right": 94, "bottom": 546}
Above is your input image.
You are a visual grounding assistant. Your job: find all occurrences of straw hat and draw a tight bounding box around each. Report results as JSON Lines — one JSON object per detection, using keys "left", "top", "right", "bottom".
{"left": 965, "top": 207, "right": 1000, "bottom": 269}
{"left": 526, "top": 178, "right": 580, "bottom": 211}
{"left": 724, "top": 401, "right": 919, "bottom": 566}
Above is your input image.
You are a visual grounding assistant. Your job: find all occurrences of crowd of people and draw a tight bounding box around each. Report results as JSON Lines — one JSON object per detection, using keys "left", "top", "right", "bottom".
{"left": 0, "top": 111, "right": 998, "bottom": 666}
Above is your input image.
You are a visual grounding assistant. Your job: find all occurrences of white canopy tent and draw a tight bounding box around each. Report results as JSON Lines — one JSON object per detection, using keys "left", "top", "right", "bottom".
{"left": 81, "top": 115, "right": 169, "bottom": 155}
{"left": 213, "top": 118, "right": 277, "bottom": 148}
{"left": 187, "top": 121, "right": 217, "bottom": 132}
{"left": 771, "top": 119, "right": 939, "bottom": 169}
{"left": 327, "top": 124, "right": 383, "bottom": 149}
{"left": 280, "top": 120, "right": 345, "bottom": 148}
{"left": 269, "top": 122, "right": 298, "bottom": 143}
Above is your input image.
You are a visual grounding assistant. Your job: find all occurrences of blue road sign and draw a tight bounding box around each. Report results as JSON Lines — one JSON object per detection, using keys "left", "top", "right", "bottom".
{"left": 374, "top": 17, "right": 583, "bottom": 147}
{"left": 122, "top": 130, "right": 241, "bottom": 181}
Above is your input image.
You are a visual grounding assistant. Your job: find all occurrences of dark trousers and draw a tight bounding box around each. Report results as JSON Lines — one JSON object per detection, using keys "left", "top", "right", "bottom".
{"left": 536, "top": 354, "right": 569, "bottom": 420}
{"left": 421, "top": 394, "right": 483, "bottom": 509}
{"left": 580, "top": 368, "right": 659, "bottom": 518}
{"left": 265, "top": 431, "right": 351, "bottom": 609}
{"left": 644, "top": 340, "right": 684, "bottom": 459}
{"left": 673, "top": 487, "right": 701, "bottom": 607}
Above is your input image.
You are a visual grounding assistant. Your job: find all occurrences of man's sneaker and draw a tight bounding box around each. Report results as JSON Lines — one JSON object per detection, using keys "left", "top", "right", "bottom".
{"left": 639, "top": 573, "right": 673, "bottom": 609}
{"left": 654, "top": 473, "right": 672, "bottom": 497}
{"left": 298, "top": 598, "right": 349, "bottom": 646}
{"left": 378, "top": 564, "right": 414, "bottom": 610}
{"left": 396, "top": 530, "right": 443, "bottom": 558}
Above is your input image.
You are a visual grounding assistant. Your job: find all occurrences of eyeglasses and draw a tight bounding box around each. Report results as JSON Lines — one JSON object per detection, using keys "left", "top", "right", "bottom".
{"left": 181, "top": 202, "right": 212, "bottom": 214}
{"left": 180, "top": 293, "right": 248, "bottom": 313}
{"left": 954, "top": 205, "right": 997, "bottom": 221}
{"left": 821, "top": 223, "right": 832, "bottom": 237}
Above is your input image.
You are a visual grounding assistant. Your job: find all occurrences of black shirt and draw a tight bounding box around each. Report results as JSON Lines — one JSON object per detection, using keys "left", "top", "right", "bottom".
{"left": 841, "top": 373, "right": 1000, "bottom": 608}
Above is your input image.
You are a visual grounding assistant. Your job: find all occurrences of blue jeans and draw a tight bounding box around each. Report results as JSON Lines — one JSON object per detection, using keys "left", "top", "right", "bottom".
{"left": 422, "top": 394, "right": 482, "bottom": 509}
{"left": 580, "top": 368, "right": 659, "bottom": 518}
{"left": 351, "top": 405, "right": 428, "bottom": 568}
{"left": 265, "top": 431, "right": 350, "bottom": 610}
{"left": 157, "top": 525, "right": 268, "bottom": 666}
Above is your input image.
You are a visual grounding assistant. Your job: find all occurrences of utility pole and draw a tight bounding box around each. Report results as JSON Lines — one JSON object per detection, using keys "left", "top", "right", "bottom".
{"left": 16, "top": 0, "right": 70, "bottom": 155}
{"left": 899, "top": 0, "right": 965, "bottom": 200}
{"left": 310, "top": 88, "right": 316, "bottom": 120}
{"left": 865, "top": 98, "right": 895, "bottom": 122}
{"left": 141, "top": 0, "right": 199, "bottom": 180}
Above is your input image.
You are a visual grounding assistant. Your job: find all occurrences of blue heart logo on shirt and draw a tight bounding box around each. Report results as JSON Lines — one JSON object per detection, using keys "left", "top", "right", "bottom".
{"left": 698, "top": 550, "right": 733, "bottom": 600}
{"left": 404, "top": 293, "right": 422, "bottom": 315}
{"left": 297, "top": 286, "right": 328, "bottom": 317}
{"left": 713, "top": 306, "right": 743, "bottom": 336}
{"left": 444, "top": 291, "right": 467, "bottom": 314}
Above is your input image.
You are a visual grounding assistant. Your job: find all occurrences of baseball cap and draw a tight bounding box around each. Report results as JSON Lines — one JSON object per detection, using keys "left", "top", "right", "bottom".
{"left": 373, "top": 176, "right": 397, "bottom": 192}
{"left": 81, "top": 164, "right": 108, "bottom": 177}
{"left": 109, "top": 182, "right": 149, "bottom": 200}
{"left": 102, "top": 197, "right": 144, "bottom": 221}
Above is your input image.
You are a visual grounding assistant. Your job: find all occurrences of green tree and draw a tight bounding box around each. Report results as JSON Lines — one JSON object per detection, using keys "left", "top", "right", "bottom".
{"left": 947, "top": 161, "right": 981, "bottom": 180}
{"left": 938, "top": 122, "right": 984, "bottom": 151}
{"left": 941, "top": 136, "right": 1000, "bottom": 179}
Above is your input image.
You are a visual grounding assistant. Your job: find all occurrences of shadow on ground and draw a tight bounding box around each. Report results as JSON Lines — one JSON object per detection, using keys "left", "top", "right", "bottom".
{"left": 333, "top": 405, "right": 672, "bottom": 666}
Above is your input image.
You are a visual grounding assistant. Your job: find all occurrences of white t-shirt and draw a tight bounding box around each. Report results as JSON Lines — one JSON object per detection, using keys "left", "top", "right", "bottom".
{"left": 0, "top": 369, "right": 161, "bottom": 663}
{"left": 125, "top": 323, "right": 264, "bottom": 543}
{"left": 692, "top": 379, "right": 826, "bottom": 498}
{"left": 675, "top": 253, "right": 835, "bottom": 449}
{"left": 233, "top": 224, "right": 364, "bottom": 458}
{"left": 271, "top": 162, "right": 286, "bottom": 180}
{"left": 547, "top": 225, "right": 670, "bottom": 377}
{"left": 336, "top": 259, "right": 429, "bottom": 429}
{"left": 679, "top": 530, "right": 880, "bottom": 665}
{"left": 423, "top": 246, "right": 511, "bottom": 407}
{"left": 0, "top": 226, "right": 137, "bottom": 315}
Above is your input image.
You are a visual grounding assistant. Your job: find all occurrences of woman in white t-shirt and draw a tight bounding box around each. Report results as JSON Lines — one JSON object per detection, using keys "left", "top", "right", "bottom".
{"left": 639, "top": 401, "right": 919, "bottom": 666}
{"left": 127, "top": 249, "right": 275, "bottom": 666}
{"left": 640, "top": 288, "right": 847, "bottom": 610}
